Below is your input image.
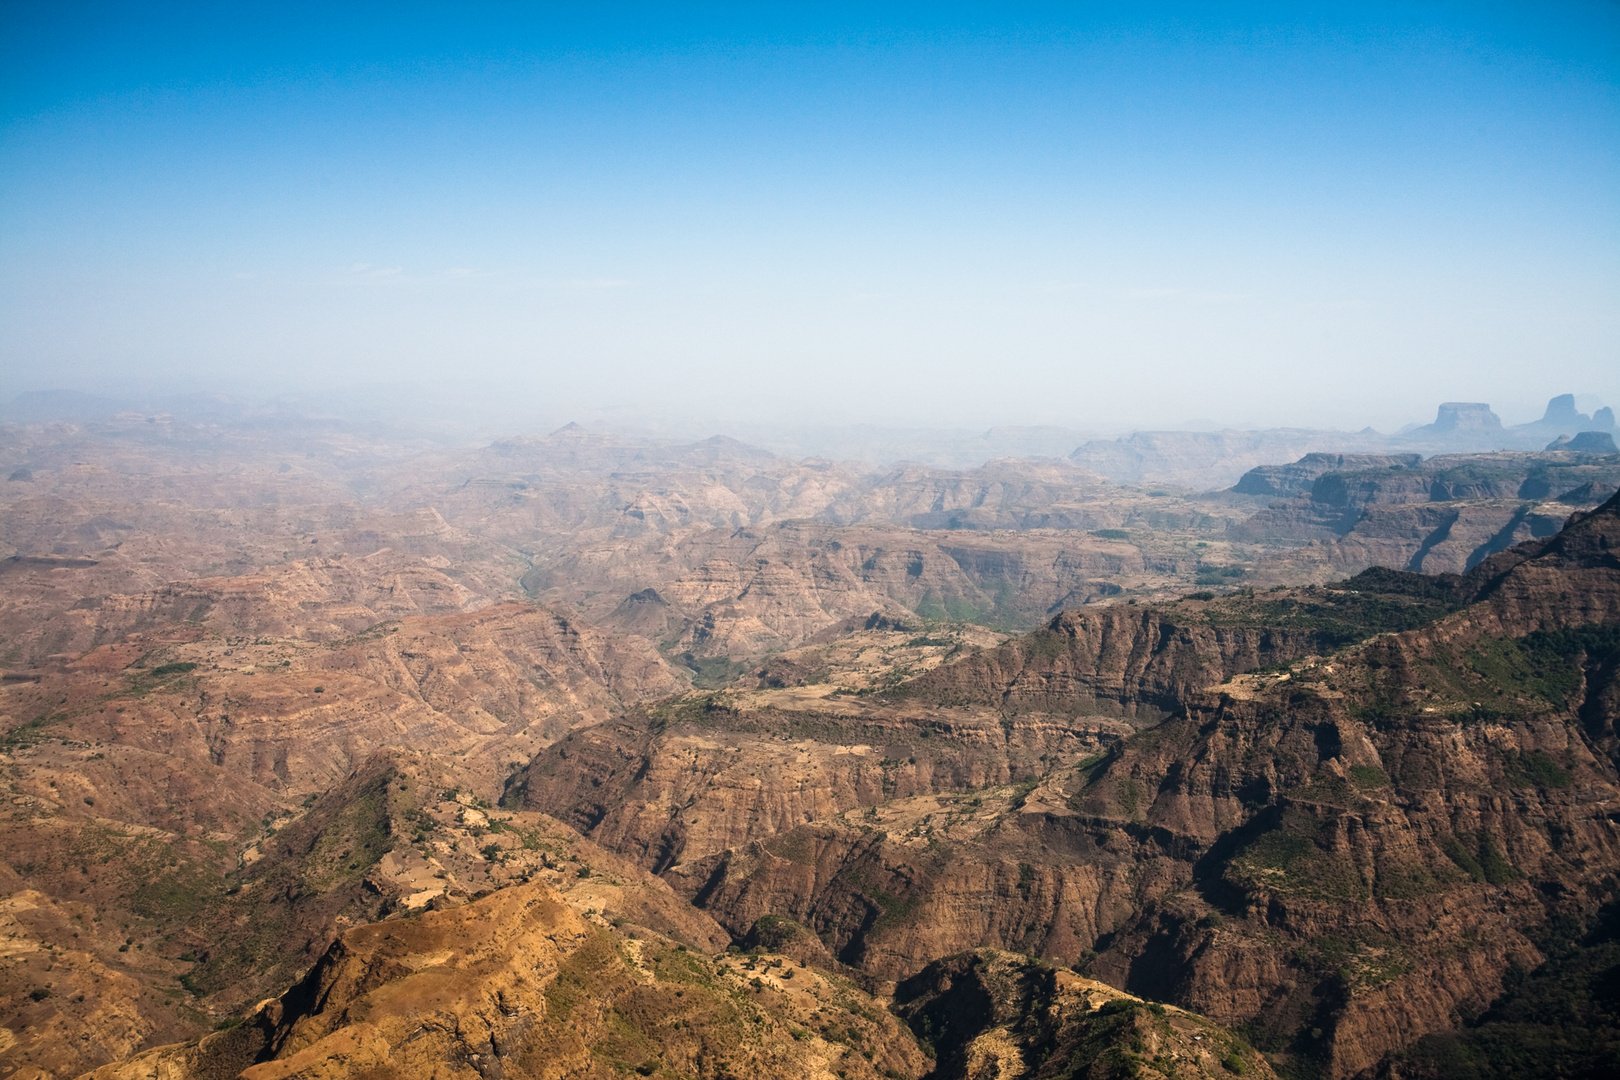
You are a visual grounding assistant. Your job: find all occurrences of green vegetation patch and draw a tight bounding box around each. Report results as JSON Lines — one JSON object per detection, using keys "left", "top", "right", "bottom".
{"left": 650, "top": 944, "right": 717, "bottom": 989}
{"left": 546, "top": 932, "right": 632, "bottom": 1024}
{"left": 1297, "top": 772, "right": 1355, "bottom": 806}
{"left": 1022, "top": 628, "right": 1071, "bottom": 662}
{"left": 913, "top": 580, "right": 1026, "bottom": 628}
{"left": 1230, "top": 807, "right": 1369, "bottom": 902}
{"left": 1414, "top": 626, "right": 1620, "bottom": 721}
{"left": 765, "top": 829, "right": 819, "bottom": 866}
{"left": 1214, "top": 590, "right": 1459, "bottom": 649}
{"left": 1373, "top": 858, "right": 1441, "bottom": 901}
{"left": 1298, "top": 931, "right": 1413, "bottom": 991}
{"left": 1391, "top": 896, "right": 1620, "bottom": 1079}
{"left": 869, "top": 884, "right": 920, "bottom": 935}
{"left": 131, "top": 863, "right": 221, "bottom": 921}
{"left": 1116, "top": 778, "right": 1141, "bottom": 817}
{"left": 1195, "top": 565, "right": 1248, "bottom": 586}
{"left": 679, "top": 653, "right": 751, "bottom": 690}
{"left": 297, "top": 775, "right": 394, "bottom": 892}
{"left": 1505, "top": 750, "right": 1574, "bottom": 790}
{"left": 1440, "top": 831, "right": 1518, "bottom": 885}
{"left": 1349, "top": 765, "right": 1390, "bottom": 789}
{"left": 521, "top": 932, "right": 775, "bottom": 1077}
{"left": 2, "top": 713, "right": 65, "bottom": 750}
{"left": 1009, "top": 777, "right": 1040, "bottom": 809}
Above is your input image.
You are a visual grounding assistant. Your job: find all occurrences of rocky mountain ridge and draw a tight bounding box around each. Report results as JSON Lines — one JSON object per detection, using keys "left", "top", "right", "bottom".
{"left": 520, "top": 492, "right": 1620, "bottom": 1077}
{"left": 1, "top": 415, "right": 1618, "bottom": 1078}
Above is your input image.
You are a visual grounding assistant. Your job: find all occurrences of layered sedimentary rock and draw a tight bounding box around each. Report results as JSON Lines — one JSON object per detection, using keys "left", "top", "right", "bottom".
{"left": 1233, "top": 454, "right": 1422, "bottom": 498}
{"left": 1409, "top": 402, "right": 1501, "bottom": 435}
{"left": 547, "top": 494, "right": 1620, "bottom": 1078}
{"left": 5, "top": 413, "right": 1620, "bottom": 1080}
{"left": 1230, "top": 451, "right": 1620, "bottom": 575}
{"left": 888, "top": 601, "right": 1375, "bottom": 718}
{"left": 517, "top": 696, "right": 1127, "bottom": 872}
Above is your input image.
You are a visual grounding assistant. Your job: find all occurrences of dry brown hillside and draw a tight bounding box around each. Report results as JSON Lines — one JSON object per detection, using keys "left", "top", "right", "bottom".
{"left": 0, "top": 417, "right": 1615, "bottom": 1079}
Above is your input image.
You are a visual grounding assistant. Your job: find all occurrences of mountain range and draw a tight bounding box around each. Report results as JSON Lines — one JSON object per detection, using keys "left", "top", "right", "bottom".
{"left": 0, "top": 405, "right": 1617, "bottom": 1080}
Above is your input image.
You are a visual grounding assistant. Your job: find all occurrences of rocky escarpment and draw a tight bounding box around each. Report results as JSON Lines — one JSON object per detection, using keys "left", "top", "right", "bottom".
{"left": 1067, "top": 681, "right": 1617, "bottom": 1078}
{"left": 0, "top": 597, "right": 686, "bottom": 1074}
{"left": 175, "top": 750, "right": 731, "bottom": 1017}
{"left": 10, "top": 417, "right": 1620, "bottom": 1080}
{"left": 663, "top": 783, "right": 1178, "bottom": 980}
{"left": 1233, "top": 453, "right": 1422, "bottom": 498}
{"left": 649, "top": 494, "right": 1620, "bottom": 1078}
{"left": 1229, "top": 451, "right": 1620, "bottom": 576}
{"left": 886, "top": 582, "right": 1461, "bottom": 720}
{"left": 669, "top": 666, "right": 1619, "bottom": 1076}
{"left": 1410, "top": 402, "right": 1502, "bottom": 436}
{"left": 0, "top": 737, "right": 737, "bottom": 1080}
{"left": 517, "top": 696, "right": 1128, "bottom": 872}
{"left": 899, "top": 504, "right": 1620, "bottom": 724}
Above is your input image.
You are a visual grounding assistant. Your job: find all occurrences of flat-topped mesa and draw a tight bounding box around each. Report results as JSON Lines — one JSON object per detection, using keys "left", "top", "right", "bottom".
{"left": 1427, "top": 401, "right": 1502, "bottom": 432}
{"left": 1232, "top": 452, "right": 1423, "bottom": 498}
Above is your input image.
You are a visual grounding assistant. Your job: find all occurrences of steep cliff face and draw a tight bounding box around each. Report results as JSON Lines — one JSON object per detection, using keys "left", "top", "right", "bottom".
{"left": 1308, "top": 455, "right": 1620, "bottom": 512}
{"left": 1228, "top": 452, "right": 1620, "bottom": 577}
{"left": 645, "top": 495, "right": 1620, "bottom": 1078}
{"left": 1093, "top": 498, "right": 1617, "bottom": 1075}
{"left": 518, "top": 698, "right": 1127, "bottom": 872}
{"left": 1233, "top": 454, "right": 1422, "bottom": 498}
{"left": 9, "top": 419, "right": 1620, "bottom": 1080}
{"left": 662, "top": 791, "right": 1175, "bottom": 980}
{"left": 888, "top": 579, "right": 1467, "bottom": 720}
{"left": 1067, "top": 686, "right": 1617, "bottom": 1078}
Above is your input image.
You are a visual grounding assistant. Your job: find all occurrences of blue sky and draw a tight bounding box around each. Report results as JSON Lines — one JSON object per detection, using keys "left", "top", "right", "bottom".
{"left": 2, "top": 2, "right": 1616, "bottom": 431}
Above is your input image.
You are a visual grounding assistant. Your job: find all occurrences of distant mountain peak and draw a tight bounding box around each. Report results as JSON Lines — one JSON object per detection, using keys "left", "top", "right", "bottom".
{"left": 1429, "top": 401, "right": 1501, "bottom": 431}
{"left": 1540, "top": 393, "right": 1589, "bottom": 428}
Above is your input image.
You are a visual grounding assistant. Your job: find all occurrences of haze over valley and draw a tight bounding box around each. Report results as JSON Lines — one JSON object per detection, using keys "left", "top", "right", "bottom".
{"left": 0, "top": 385, "right": 1617, "bottom": 1078}
{"left": 3, "top": 4, "right": 1619, "bottom": 1079}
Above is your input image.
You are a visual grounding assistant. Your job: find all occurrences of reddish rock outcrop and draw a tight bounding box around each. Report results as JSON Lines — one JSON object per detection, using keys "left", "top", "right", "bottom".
{"left": 625, "top": 494, "right": 1620, "bottom": 1077}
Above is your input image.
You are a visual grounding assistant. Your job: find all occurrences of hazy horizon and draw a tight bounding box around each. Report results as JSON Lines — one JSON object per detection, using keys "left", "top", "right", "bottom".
{"left": 3, "top": 3, "right": 1617, "bottom": 433}
{"left": 2, "top": 378, "right": 1612, "bottom": 463}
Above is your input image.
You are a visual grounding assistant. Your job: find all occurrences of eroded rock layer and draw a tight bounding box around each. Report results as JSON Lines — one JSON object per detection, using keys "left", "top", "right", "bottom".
{"left": 524, "top": 493, "right": 1620, "bottom": 1078}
